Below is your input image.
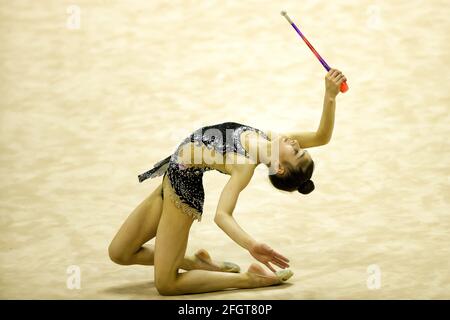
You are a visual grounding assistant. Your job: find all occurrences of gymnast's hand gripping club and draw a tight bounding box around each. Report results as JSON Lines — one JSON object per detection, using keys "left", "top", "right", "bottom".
{"left": 281, "top": 11, "right": 349, "bottom": 93}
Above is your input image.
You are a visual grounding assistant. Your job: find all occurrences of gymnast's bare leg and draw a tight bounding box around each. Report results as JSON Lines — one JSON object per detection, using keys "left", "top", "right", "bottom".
{"left": 108, "top": 182, "right": 239, "bottom": 272}
{"left": 152, "top": 176, "right": 282, "bottom": 295}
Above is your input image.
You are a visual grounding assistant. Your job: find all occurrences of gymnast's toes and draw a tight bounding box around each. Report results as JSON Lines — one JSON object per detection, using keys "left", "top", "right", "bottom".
{"left": 193, "top": 249, "right": 240, "bottom": 273}
{"left": 221, "top": 261, "right": 241, "bottom": 273}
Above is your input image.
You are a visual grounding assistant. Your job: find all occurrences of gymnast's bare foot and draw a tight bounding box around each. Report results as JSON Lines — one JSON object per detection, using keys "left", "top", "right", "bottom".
{"left": 191, "top": 249, "right": 241, "bottom": 273}
{"left": 246, "top": 263, "right": 293, "bottom": 288}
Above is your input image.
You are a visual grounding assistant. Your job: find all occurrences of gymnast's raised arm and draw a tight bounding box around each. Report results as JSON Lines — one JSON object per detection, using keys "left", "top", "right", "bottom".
{"left": 214, "top": 164, "right": 290, "bottom": 272}
{"left": 269, "top": 68, "right": 347, "bottom": 149}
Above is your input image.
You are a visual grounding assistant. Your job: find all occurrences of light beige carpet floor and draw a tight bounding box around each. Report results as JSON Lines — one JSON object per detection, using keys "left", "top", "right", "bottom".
{"left": 1, "top": 0, "right": 449, "bottom": 299}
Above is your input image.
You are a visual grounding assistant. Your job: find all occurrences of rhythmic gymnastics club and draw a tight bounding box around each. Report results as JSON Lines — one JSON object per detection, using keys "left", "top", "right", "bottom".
{"left": 281, "top": 11, "right": 348, "bottom": 93}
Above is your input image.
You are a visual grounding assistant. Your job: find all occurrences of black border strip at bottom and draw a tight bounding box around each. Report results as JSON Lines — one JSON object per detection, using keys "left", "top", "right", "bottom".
{"left": 2, "top": 300, "right": 449, "bottom": 318}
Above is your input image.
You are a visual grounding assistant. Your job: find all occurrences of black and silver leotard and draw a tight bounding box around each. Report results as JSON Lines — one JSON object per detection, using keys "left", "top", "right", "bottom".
{"left": 138, "top": 122, "right": 269, "bottom": 222}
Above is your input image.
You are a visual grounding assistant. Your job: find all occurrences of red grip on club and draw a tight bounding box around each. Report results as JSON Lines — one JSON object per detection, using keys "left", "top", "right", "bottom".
{"left": 340, "top": 81, "right": 348, "bottom": 93}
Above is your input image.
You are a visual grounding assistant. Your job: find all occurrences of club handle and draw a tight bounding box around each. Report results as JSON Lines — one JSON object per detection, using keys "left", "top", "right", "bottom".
{"left": 340, "top": 81, "right": 349, "bottom": 93}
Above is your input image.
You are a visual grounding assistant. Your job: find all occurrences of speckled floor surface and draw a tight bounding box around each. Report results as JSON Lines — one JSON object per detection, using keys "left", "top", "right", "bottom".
{"left": 1, "top": 0, "right": 449, "bottom": 299}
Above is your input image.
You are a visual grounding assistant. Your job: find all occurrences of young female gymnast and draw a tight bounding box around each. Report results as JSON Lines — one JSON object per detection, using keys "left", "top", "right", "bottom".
{"left": 109, "top": 69, "right": 346, "bottom": 295}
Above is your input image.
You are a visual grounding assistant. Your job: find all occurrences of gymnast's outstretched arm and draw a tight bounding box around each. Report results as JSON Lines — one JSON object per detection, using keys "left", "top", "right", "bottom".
{"left": 214, "top": 164, "right": 256, "bottom": 250}
{"left": 214, "top": 164, "right": 290, "bottom": 272}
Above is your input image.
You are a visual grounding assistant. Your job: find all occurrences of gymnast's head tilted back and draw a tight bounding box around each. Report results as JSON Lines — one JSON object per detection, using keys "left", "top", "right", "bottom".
{"left": 268, "top": 135, "right": 315, "bottom": 195}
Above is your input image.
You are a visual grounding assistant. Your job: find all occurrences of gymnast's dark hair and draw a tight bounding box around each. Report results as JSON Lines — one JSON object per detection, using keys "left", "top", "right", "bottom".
{"left": 269, "top": 160, "right": 315, "bottom": 194}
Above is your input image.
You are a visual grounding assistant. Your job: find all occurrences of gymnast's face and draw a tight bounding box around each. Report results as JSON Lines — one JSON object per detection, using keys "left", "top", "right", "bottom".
{"left": 276, "top": 136, "right": 311, "bottom": 175}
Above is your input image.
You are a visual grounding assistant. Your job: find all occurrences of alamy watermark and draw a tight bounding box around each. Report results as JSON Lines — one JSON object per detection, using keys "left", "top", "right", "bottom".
{"left": 366, "top": 5, "right": 383, "bottom": 30}
{"left": 66, "top": 265, "right": 81, "bottom": 289}
{"left": 66, "top": 5, "right": 81, "bottom": 30}
{"left": 366, "top": 264, "right": 381, "bottom": 290}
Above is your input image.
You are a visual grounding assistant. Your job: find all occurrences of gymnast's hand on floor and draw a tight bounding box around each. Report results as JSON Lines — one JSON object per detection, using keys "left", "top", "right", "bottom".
{"left": 325, "top": 68, "right": 347, "bottom": 98}
{"left": 249, "top": 242, "right": 290, "bottom": 273}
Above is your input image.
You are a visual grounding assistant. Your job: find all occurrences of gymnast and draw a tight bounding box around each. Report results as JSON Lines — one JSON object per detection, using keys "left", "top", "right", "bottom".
{"left": 108, "top": 68, "right": 347, "bottom": 295}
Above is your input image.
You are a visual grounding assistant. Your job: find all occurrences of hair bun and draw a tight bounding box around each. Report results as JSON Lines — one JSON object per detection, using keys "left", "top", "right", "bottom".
{"left": 298, "top": 180, "right": 315, "bottom": 194}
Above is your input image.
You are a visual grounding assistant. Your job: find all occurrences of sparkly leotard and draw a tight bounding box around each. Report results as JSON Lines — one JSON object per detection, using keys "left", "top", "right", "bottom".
{"left": 138, "top": 122, "right": 269, "bottom": 222}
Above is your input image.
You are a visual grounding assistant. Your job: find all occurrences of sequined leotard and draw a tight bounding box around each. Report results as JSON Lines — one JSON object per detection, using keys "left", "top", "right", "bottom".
{"left": 138, "top": 122, "right": 269, "bottom": 222}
